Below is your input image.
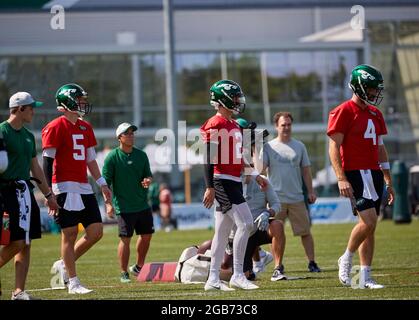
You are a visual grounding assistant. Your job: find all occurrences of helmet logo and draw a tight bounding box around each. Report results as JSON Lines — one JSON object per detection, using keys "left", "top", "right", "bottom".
{"left": 61, "top": 88, "right": 77, "bottom": 97}
{"left": 358, "top": 70, "right": 375, "bottom": 80}
{"left": 215, "top": 83, "right": 238, "bottom": 91}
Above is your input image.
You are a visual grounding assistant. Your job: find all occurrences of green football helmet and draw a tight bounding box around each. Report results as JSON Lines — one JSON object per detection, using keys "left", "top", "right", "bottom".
{"left": 349, "top": 64, "right": 384, "bottom": 106}
{"left": 210, "top": 79, "right": 246, "bottom": 114}
{"left": 55, "top": 83, "right": 91, "bottom": 116}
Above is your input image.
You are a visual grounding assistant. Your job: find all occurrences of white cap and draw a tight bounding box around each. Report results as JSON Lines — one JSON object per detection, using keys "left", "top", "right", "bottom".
{"left": 9, "top": 92, "right": 43, "bottom": 108}
{"left": 116, "top": 122, "right": 138, "bottom": 138}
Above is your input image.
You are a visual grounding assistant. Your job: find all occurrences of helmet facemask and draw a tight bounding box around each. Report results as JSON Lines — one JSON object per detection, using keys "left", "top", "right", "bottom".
{"left": 350, "top": 79, "right": 384, "bottom": 106}
{"left": 74, "top": 96, "right": 92, "bottom": 116}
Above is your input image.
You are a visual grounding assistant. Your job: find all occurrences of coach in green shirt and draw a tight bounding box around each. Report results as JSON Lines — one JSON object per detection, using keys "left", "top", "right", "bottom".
{"left": 0, "top": 91, "right": 58, "bottom": 300}
{"left": 102, "top": 122, "right": 153, "bottom": 283}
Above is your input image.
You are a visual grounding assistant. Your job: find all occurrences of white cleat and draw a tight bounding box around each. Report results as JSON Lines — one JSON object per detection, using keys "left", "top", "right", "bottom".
{"left": 362, "top": 278, "right": 385, "bottom": 289}
{"left": 68, "top": 281, "right": 93, "bottom": 294}
{"left": 338, "top": 256, "right": 352, "bottom": 287}
{"left": 204, "top": 280, "right": 235, "bottom": 292}
{"left": 229, "top": 273, "right": 259, "bottom": 290}
{"left": 51, "top": 259, "right": 69, "bottom": 289}
{"left": 253, "top": 250, "right": 273, "bottom": 274}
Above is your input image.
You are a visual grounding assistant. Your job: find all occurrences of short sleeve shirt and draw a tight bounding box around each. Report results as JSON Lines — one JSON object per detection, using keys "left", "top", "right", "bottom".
{"left": 327, "top": 100, "right": 387, "bottom": 170}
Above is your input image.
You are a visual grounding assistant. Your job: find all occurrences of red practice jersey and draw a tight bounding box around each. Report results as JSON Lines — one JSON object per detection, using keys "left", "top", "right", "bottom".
{"left": 327, "top": 100, "right": 387, "bottom": 170}
{"left": 200, "top": 114, "right": 243, "bottom": 179}
{"left": 42, "top": 116, "right": 97, "bottom": 183}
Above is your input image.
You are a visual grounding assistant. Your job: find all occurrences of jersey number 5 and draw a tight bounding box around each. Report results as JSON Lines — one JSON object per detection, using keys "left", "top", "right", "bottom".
{"left": 72, "top": 134, "right": 85, "bottom": 160}
{"left": 364, "top": 119, "right": 376, "bottom": 145}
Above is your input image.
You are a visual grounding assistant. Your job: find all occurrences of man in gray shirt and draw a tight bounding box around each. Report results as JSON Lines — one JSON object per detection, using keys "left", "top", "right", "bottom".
{"left": 262, "top": 112, "right": 321, "bottom": 273}
{"left": 242, "top": 174, "right": 286, "bottom": 281}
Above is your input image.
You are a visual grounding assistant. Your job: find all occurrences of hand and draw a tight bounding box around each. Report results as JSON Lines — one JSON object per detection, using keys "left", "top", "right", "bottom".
{"left": 254, "top": 211, "right": 270, "bottom": 231}
{"left": 203, "top": 188, "right": 215, "bottom": 209}
{"left": 141, "top": 177, "right": 152, "bottom": 188}
{"left": 101, "top": 185, "right": 112, "bottom": 204}
{"left": 106, "top": 202, "right": 115, "bottom": 219}
{"left": 45, "top": 193, "right": 60, "bottom": 216}
{"left": 337, "top": 179, "right": 353, "bottom": 198}
{"left": 307, "top": 191, "right": 317, "bottom": 204}
{"left": 386, "top": 185, "right": 395, "bottom": 205}
{"left": 255, "top": 175, "right": 268, "bottom": 191}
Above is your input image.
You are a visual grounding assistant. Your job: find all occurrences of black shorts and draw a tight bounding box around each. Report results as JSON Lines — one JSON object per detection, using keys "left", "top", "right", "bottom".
{"left": 243, "top": 227, "right": 272, "bottom": 273}
{"left": 55, "top": 193, "right": 102, "bottom": 229}
{"left": 117, "top": 208, "right": 154, "bottom": 237}
{"left": 345, "top": 169, "right": 384, "bottom": 215}
{"left": 1, "top": 186, "right": 41, "bottom": 242}
{"left": 214, "top": 178, "right": 246, "bottom": 213}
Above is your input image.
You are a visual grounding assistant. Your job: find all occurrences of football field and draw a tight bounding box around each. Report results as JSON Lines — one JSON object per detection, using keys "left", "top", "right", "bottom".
{"left": 1, "top": 219, "right": 418, "bottom": 300}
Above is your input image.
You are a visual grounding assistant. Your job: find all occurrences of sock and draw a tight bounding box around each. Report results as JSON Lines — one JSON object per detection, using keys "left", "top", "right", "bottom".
{"left": 360, "top": 265, "right": 371, "bottom": 278}
{"left": 231, "top": 203, "right": 253, "bottom": 278}
{"left": 208, "top": 209, "right": 234, "bottom": 283}
{"left": 342, "top": 248, "right": 354, "bottom": 261}
{"left": 69, "top": 276, "right": 79, "bottom": 286}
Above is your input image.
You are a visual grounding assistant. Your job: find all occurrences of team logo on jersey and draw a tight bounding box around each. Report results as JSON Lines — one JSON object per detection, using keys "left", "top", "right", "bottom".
{"left": 368, "top": 110, "right": 377, "bottom": 116}
{"left": 26, "top": 138, "right": 31, "bottom": 143}
{"left": 358, "top": 70, "right": 375, "bottom": 80}
{"left": 79, "top": 125, "right": 87, "bottom": 131}
{"left": 127, "top": 160, "right": 133, "bottom": 165}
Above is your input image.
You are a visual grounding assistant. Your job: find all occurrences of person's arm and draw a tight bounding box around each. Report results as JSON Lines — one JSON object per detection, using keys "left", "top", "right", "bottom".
{"left": 141, "top": 154, "right": 153, "bottom": 188}
{"left": 328, "top": 133, "right": 353, "bottom": 198}
{"left": 302, "top": 166, "right": 316, "bottom": 204}
{"left": 43, "top": 155, "right": 54, "bottom": 188}
{"left": 101, "top": 153, "right": 115, "bottom": 218}
{"left": 265, "top": 182, "right": 280, "bottom": 216}
{"left": 31, "top": 157, "right": 59, "bottom": 213}
{"left": 203, "top": 141, "right": 216, "bottom": 208}
{"left": 87, "top": 159, "right": 112, "bottom": 204}
{"left": 378, "top": 139, "right": 395, "bottom": 205}
{"left": 0, "top": 133, "right": 8, "bottom": 174}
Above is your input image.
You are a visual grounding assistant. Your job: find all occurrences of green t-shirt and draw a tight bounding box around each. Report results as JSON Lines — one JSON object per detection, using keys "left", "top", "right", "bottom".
{"left": 0, "top": 121, "right": 36, "bottom": 181}
{"left": 102, "top": 147, "right": 152, "bottom": 214}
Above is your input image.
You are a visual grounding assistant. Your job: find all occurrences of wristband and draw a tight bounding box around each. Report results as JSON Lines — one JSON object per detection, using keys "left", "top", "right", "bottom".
{"left": 44, "top": 192, "right": 53, "bottom": 199}
{"left": 250, "top": 169, "right": 260, "bottom": 177}
{"left": 380, "top": 162, "right": 390, "bottom": 170}
{"left": 385, "top": 184, "right": 393, "bottom": 190}
{"left": 96, "top": 177, "right": 107, "bottom": 187}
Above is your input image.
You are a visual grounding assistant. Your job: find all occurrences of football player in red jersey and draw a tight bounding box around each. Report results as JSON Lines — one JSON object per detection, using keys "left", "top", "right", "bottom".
{"left": 201, "top": 80, "right": 266, "bottom": 291}
{"left": 42, "top": 83, "right": 112, "bottom": 294}
{"left": 327, "top": 65, "right": 395, "bottom": 289}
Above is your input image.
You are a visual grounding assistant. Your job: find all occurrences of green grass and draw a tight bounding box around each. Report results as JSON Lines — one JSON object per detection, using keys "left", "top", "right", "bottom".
{"left": 1, "top": 219, "right": 419, "bottom": 300}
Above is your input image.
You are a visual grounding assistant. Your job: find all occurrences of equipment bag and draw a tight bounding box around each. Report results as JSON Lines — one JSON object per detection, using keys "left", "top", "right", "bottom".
{"left": 175, "top": 246, "right": 211, "bottom": 284}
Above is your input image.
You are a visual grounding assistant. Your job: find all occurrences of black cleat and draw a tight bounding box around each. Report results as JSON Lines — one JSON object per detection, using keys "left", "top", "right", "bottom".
{"left": 308, "top": 261, "right": 321, "bottom": 272}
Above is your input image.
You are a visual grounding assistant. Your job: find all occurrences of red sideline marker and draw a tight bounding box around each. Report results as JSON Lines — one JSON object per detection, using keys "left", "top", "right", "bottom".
{"left": 137, "top": 262, "right": 177, "bottom": 282}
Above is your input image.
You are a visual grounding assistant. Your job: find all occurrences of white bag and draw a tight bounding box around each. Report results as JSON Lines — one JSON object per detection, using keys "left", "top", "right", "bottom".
{"left": 175, "top": 246, "right": 211, "bottom": 284}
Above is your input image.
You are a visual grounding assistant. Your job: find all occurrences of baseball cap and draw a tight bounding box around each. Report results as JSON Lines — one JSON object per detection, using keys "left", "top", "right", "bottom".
{"left": 116, "top": 122, "right": 138, "bottom": 138}
{"left": 9, "top": 92, "right": 43, "bottom": 108}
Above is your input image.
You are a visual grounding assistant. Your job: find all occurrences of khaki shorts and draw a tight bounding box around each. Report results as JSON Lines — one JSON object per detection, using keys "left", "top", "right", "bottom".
{"left": 277, "top": 201, "right": 311, "bottom": 236}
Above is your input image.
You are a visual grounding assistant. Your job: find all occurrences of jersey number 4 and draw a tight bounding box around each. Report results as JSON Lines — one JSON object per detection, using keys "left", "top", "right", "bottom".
{"left": 72, "top": 134, "right": 85, "bottom": 160}
{"left": 364, "top": 119, "right": 376, "bottom": 145}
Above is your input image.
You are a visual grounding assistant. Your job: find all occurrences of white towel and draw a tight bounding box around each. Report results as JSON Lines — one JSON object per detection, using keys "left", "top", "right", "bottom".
{"left": 360, "top": 170, "right": 379, "bottom": 201}
{"left": 63, "top": 193, "right": 85, "bottom": 211}
{"left": 16, "top": 180, "right": 31, "bottom": 244}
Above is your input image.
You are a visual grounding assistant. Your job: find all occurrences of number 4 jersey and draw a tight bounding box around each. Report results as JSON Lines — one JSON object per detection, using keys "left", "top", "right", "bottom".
{"left": 327, "top": 100, "right": 387, "bottom": 171}
{"left": 42, "top": 116, "right": 97, "bottom": 185}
